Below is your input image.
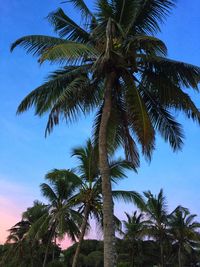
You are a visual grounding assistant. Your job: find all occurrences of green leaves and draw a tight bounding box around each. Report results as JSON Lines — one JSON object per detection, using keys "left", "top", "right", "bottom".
{"left": 112, "top": 190, "right": 145, "bottom": 209}
{"left": 40, "top": 42, "right": 97, "bottom": 64}
{"left": 139, "top": 87, "right": 184, "bottom": 151}
{"left": 142, "top": 57, "right": 200, "bottom": 89}
{"left": 11, "top": 35, "right": 66, "bottom": 55}
{"left": 11, "top": 35, "right": 97, "bottom": 64}
{"left": 62, "top": 0, "right": 95, "bottom": 22}
{"left": 132, "top": 0, "right": 176, "bottom": 35}
{"left": 168, "top": 206, "right": 200, "bottom": 254}
{"left": 48, "top": 8, "right": 90, "bottom": 41}
{"left": 123, "top": 72, "right": 155, "bottom": 159}
{"left": 126, "top": 35, "right": 168, "bottom": 56}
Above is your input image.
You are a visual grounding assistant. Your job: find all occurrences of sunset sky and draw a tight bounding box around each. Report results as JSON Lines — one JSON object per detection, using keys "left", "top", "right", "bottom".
{"left": 1, "top": 0, "right": 200, "bottom": 247}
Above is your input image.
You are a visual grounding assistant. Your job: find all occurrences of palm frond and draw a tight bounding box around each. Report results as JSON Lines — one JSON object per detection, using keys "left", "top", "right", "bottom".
{"left": 93, "top": 100, "right": 140, "bottom": 167}
{"left": 40, "top": 42, "right": 97, "bottom": 64}
{"left": 122, "top": 72, "right": 155, "bottom": 159}
{"left": 115, "top": 96, "right": 140, "bottom": 167}
{"left": 11, "top": 35, "right": 97, "bottom": 64}
{"left": 17, "top": 65, "right": 92, "bottom": 116}
{"left": 142, "top": 56, "right": 200, "bottom": 89}
{"left": 28, "top": 213, "right": 50, "bottom": 239}
{"left": 112, "top": 190, "right": 145, "bottom": 209}
{"left": 48, "top": 8, "right": 90, "bottom": 41}
{"left": 126, "top": 35, "right": 167, "bottom": 56}
{"left": 139, "top": 87, "right": 184, "bottom": 151}
{"left": 11, "top": 35, "right": 68, "bottom": 55}
{"left": 95, "top": 0, "right": 113, "bottom": 21}
{"left": 71, "top": 139, "right": 99, "bottom": 181}
{"left": 40, "top": 183, "right": 57, "bottom": 203}
{"left": 62, "top": 0, "right": 95, "bottom": 22}
{"left": 130, "top": 0, "right": 176, "bottom": 35}
{"left": 45, "top": 168, "right": 81, "bottom": 186}
{"left": 141, "top": 70, "right": 200, "bottom": 123}
{"left": 109, "top": 159, "right": 135, "bottom": 181}
{"left": 45, "top": 76, "right": 99, "bottom": 135}
{"left": 92, "top": 104, "right": 122, "bottom": 156}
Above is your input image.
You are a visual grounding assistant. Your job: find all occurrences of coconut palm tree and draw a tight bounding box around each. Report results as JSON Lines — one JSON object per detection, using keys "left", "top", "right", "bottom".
{"left": 143, "top": 189, "right": 169, "bottom": 267}
{"left": 36, "top": 171, "right": 82, "bottom": 267}
{"left": 122, "top": 211, "right": 150, "bottom": 267}
{"left": 11, "top": 1, "right": 200, "bottom": 265}
{"left": 168, "top": 206, "right": 200, "bottom": 267}
{"left": 47, "top": 139, "right": 144, "bottom": 267}
{"left": 3, "top": 201, "right": 48, "bottom": 267}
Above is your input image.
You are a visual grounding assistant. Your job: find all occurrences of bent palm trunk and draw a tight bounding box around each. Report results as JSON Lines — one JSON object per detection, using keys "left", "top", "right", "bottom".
{"left": 99, "top": 73, "right": 116, "bottom": 267}
{"left": 72, "top": 205, "right": 90, "bottom": 267}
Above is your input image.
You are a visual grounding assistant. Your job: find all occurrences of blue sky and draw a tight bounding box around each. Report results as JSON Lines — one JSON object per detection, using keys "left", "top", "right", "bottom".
{"left": 1, "top": 0, "right": 200, "bottom": 243}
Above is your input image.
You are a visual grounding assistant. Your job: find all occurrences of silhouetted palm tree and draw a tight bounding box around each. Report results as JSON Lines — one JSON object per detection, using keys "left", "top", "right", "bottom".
{"left": 37, "top": 172, "right": 82, "bottom": 267}
{"left": 123, "top": 211, "right": 149, "bottom": 267}
{"left": 4, "top": 201, "right": 48, "bottom": 267}
{"left": 168, "top": 206, "right": 200, "bottom": 267}
{"left": 47, "top": 139, "right": 144, "bottom": 267}
{"left": 143, "top": 189, "right": 169, "bottom": 267}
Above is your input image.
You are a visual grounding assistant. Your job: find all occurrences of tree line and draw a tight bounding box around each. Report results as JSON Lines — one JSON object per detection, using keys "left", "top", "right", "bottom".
{"left": 1, "top": 140, "right": 200, "bottom": 266}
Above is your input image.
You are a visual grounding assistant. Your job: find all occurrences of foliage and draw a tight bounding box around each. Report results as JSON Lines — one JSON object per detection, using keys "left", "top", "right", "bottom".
{"left": 11, "top": 0, "right": 200, "bottom": 165}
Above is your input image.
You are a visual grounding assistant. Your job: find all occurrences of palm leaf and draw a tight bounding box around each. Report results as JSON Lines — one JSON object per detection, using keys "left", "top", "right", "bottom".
{"left": 40, "top": 183, "right": 57, "bottom": 203}
{"left": 141, "top": 70, "right": 200, "bottom": 123}
{"left": 126, "top": 35, "right": 167, "bottom": 56}
{"left": 93, "top": 100, "right": 140, "bottom": 167}
{"left": 112, "top": 190, "right": 145, "bottom": 209}
{"left": 95, "top": 0, "right": 113, "bottom": 21}
{"left": 142, "top": 56, "right": 200, "bottom": 89}
{"left": 45, "top": 76, "right": 99, "bottom": 135}
{"left": 122, "top": 71, "right": 155, "bottom": 159}
{"left": 48, "top": 8, "right": 89, "bottom": 41}
{"left": 109, "top": 158, "right": 135, "bottom": 180}
{"left": 39, "top": 42, "right": 97, "bottom": 64}
{"left": 130, "top": 0, "right": 176, "bottom": 35}
{"left": 11, "top": 35, "right": 97, "bottom": 64}
{"left": 11, "top": 35, "right": 68, "bottom": 55}
{"left": 139, "top": 86, "right": 184, "bottom": 151}
{"left": 62, "top": 0, "right": 95, "bottom": 22}
{"left": 17, "top": 65, "right": 92, "bottom": 116}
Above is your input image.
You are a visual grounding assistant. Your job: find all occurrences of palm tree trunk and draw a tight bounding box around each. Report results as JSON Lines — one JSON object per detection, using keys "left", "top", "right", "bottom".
{"left": 99, "top": 72, "right": 116, "bottom": 267}
{"left": 131, "top": 246, "right": 135, "bottom": 267}
{"left": 52, "top": 235, "right": 56, "bottom": 261}
{"left": 43, "top": 237, "right": 51, "bottom": 267}
{"left": 178, "top": 245, "right": 182, "bottom": 267}
{"left": 160, "top": 242, "right": 165, "bottom": 267}
{"left": 43, "top": 228, "right": 55, "bottom": 267}
{"left": 30, "top": 242, "right": 34, "bottom": 267}
{"left": 72, "top": 204, "right": 90, "bottom": 267}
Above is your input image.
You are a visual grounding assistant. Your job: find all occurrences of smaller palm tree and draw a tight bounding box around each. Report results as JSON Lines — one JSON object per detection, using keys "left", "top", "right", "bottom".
{"left": 143, "top": 189, "right": 169, "bottom": 267}
{"left": 34, "top": 171, "right": 82, "bottom": 267}
{"left": 122, "top": 211, "right": 149, "bottom": 267}
{"left": 47, "top": 139, "right": 145, "bottom": 267}
{"left": 3, "top": 201, "right": 48, "bottom": 267}
{"left": 168, "top": 206, "right": 200, "bottom": 267}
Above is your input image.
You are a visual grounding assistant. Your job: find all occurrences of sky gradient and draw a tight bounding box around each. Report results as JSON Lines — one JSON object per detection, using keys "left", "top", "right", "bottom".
{"left": 1, "top": 0, "right": 200, "bottom": 247}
